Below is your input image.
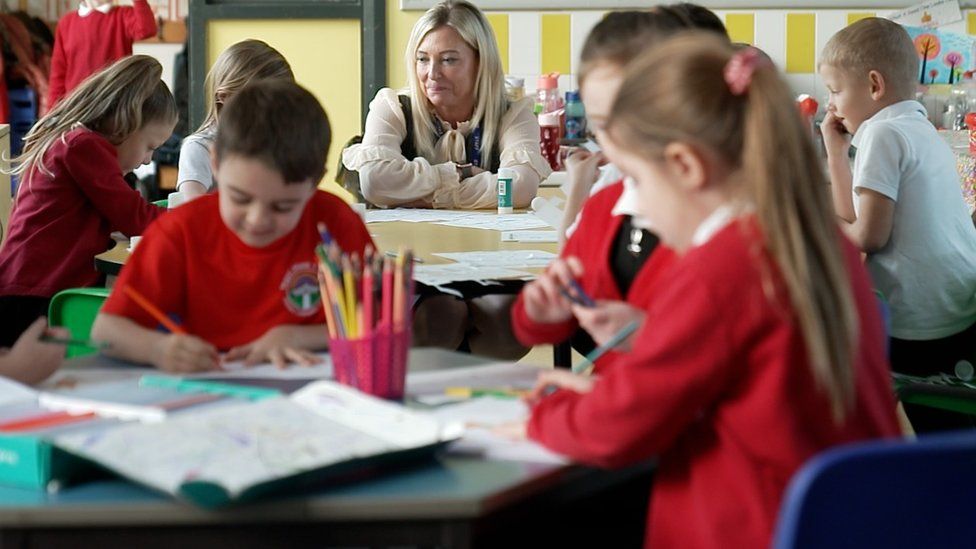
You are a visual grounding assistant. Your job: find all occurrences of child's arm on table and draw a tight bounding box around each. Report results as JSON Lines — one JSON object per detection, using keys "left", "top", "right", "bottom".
{"left": 223, "top": 324, "right": 327, "bottom": 369}
{"left": 0, "top": 318, "right": 67, "bottom": 385}
{"left": 92, "top": 313, "right": 219, "bottom": 373}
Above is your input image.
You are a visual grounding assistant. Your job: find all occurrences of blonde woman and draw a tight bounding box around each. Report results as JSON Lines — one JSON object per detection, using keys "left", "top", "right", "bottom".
{"left": 344, "top": 0, "right": 550, "bottom": 358}
{"left": 177, "top": 40, "right": 294, "bottom": 198}
{"left": 0, "top": 55, "right": 176, "bottom": 348}
{"left": 342, "top": 0, "right": 550, "bottom": 209}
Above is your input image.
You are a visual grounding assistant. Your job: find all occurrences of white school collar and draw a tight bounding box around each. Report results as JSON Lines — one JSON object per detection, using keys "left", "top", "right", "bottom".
{"left": 79, "top": 3, "right": 113, "bottom": 17}
{"left": 690, "top": 204, "right": 739, "bottom": 247}
{"left": 610, "top": 177, "right": 655, "bottom": 231}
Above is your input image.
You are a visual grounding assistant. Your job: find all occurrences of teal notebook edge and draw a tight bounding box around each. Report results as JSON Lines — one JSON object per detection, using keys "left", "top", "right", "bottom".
{"left": 178, "top": 440, "right": 451, "bottom": 509}
{"left": 0, "top": 433, "right": 94, "bottom": 491}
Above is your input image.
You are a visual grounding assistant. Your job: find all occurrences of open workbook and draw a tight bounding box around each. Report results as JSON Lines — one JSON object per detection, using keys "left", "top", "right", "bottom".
{"left": 53, "top": 380, "right": 463, "bottom": 508}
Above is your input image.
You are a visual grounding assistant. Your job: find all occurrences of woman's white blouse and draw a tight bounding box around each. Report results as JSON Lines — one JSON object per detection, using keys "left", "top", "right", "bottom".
{"left": 341, "top": 88, "right": 551, "bottom": 209}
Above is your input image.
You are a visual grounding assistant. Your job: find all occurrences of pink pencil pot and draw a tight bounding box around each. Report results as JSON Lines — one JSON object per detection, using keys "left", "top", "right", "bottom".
{"left": 329, "top": 326, "right": 411, "bottom": 400}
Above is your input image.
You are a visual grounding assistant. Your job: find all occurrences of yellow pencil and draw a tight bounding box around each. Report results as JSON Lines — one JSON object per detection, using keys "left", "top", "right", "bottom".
{"left": 342, "top": 256, "right": 357, "bottom": 339}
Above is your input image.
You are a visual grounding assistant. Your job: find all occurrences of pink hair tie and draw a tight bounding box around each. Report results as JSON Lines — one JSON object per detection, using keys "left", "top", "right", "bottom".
{"left": 724, "top": 47, "right": 768, "bottom": 96}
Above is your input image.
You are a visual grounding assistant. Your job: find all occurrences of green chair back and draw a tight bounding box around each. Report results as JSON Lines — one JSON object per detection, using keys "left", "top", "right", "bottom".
{"left": 48, "top": 288, "right": 111, "bottom": 357}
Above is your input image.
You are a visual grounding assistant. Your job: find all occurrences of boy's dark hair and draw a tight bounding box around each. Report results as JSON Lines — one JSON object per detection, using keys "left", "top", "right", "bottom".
{"left": 579, "top": 4, "right": 728, "bottom": 84}
{"left": 216, "top": 80, "right": 330, "bottom": 184}
{"left": 663, "top": 3, "right": 727, "bottom": 35}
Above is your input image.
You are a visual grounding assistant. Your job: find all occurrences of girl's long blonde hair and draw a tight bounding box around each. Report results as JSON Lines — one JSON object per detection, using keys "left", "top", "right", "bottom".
{"left": 404, "top": 0, "right": 507, "bottom": 169}
{"left": 198, "top": 39, "right": 294, "bottom": 133}
{"left": 12, "top": 55, "right": 176, "bottom": 181}
{"left": 609, "top": 34, "right": 860, "bottom": 421}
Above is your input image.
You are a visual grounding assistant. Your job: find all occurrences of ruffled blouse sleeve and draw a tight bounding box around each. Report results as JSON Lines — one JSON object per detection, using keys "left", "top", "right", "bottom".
{"left": 341, "top": 88, "right": 460, "bottom": 208}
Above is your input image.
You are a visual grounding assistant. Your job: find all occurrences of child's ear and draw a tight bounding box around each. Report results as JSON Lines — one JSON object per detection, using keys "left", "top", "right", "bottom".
{"left": 868, "top": 70, "right": 887, "bottom": 100}
{"left": 662, "top": 142, "right": 708, "bottom": 192}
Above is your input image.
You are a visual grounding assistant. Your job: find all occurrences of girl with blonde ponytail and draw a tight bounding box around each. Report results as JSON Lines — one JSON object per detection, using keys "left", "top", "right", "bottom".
{"left": 520, "top": 34, "right": 900, "bottom": 548}
{"left": 0, "top": 55, "right": 175, "bottom": 349}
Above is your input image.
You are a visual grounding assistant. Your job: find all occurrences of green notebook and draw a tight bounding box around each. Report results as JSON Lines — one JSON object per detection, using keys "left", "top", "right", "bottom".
{"left": 54, "top": 380, "right": 463, "bottom": 508}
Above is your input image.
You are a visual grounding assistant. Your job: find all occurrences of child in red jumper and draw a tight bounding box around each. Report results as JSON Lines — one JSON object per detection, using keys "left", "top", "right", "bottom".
{"left": 0, "top": 55, "right": 174, "bottom": 348}
{"left": 48, "top": 0, "right": 157, "bottom": 107}
{"left": 519, "top": 35, "right": 901, "bottom": 548}
{"left": 513, "top": 6, "right": 727, "bottom": 369}
{"left": 93, "top": 81, "right": 373, "bottom": 373}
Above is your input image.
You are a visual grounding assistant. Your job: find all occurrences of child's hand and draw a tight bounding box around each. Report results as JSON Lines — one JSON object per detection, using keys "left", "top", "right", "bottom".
{"left": 224, "top": 326, "right": 324, "bottom": 369}
{"left": 522, "top": 256, "right": 585, "bottom": 324}
{"left": 525, "top": 369, "right": 596, "bottom": 405}
{"left": 153, "top": 334, "right": 220, "bottom": 373}
{"left": 565, "top": 150, "right": 605, "bottom": 200}
{"left": 0, "top": 318, "right": 67, "bottom": 385}
{"left": 572, "top": 300, "right": 644, "bottom": 350}
{"left": 820, "top": 111, "right": 851, "bottom": 158}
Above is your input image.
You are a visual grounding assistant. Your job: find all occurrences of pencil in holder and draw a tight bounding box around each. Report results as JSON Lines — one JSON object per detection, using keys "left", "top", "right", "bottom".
{"left": 329, "top": 325, "right": 411, "bottom": 400}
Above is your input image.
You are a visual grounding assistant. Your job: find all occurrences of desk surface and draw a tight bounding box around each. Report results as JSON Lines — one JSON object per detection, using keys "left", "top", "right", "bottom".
{"left": 95, "top": 207, "right": 559, "bottom": 275}
{"left": 0, "top": 348, "right": 651, "bottom": 548}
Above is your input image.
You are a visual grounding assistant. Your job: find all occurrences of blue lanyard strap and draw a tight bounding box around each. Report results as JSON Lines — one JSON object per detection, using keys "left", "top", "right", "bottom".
{"left": 432, "top": 121, "right": 484, "bottom": 167}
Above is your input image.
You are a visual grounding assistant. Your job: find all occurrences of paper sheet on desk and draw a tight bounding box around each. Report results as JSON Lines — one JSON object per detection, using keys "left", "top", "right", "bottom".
{"left": 365, "top": 209, "right": 479, "bottom": 224}
{"left": 412, "top": 264, "right": 534, "bottom": 287}
{"left": 427, "top": 398, "right": 568, "bottom": 465}
{"left": 434, "top": 250, "right": 557, "bottom": 270}
{"left": 501, "top": 231, "right": 558, "bottom": 243}
{"left": 433, "top": 214, "right": 549, "bottom": 232}
{"left": 407, "top": 361, "right": 546, "bottom": 396}
{"left": 183, "top": 353, "right": 333, "bottom": 380}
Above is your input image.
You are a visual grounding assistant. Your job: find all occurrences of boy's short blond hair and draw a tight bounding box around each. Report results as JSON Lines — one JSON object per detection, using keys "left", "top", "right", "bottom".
{"left": 820, "top": 17, "right": 918, "bottom": 100}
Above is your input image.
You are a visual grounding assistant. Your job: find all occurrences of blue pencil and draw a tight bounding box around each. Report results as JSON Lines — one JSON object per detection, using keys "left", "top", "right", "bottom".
{"left": 572, "top": 320, "right": 641, "bottom": 374}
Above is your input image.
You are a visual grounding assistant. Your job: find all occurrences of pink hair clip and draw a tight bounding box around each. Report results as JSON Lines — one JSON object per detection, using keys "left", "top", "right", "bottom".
{"left": 724, "top": 47, "right": 769, "bottom": 96}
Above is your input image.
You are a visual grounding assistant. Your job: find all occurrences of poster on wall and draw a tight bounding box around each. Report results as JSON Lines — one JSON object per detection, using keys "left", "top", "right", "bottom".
{"left": 905, "top": 25, "right": 976, "bottom": 84}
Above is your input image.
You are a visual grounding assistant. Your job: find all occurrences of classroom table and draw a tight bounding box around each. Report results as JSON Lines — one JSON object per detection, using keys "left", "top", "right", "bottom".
{"left": 94, "top": 210, "right": 559, "bottom": 276}
{"left": 0, "top": 349, "right": 653, "bottom": 549}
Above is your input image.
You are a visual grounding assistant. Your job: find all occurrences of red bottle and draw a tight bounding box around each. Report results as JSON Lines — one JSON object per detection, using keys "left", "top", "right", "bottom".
{"left": 539, "top": 112, "right": 561, "bottom": 170}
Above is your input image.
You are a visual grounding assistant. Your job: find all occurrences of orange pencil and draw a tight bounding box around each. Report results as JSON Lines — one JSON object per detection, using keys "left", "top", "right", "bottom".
{"left": 316, "top": 263, "right": 337, "bottom": 338}
{"left": 122, "top": 285, "right": 187, "bottom": 335}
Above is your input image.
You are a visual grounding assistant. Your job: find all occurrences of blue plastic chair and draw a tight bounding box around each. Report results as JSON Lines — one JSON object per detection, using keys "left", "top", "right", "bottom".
{"left": 772, "top": 430, "right": 976, "bottom": 549}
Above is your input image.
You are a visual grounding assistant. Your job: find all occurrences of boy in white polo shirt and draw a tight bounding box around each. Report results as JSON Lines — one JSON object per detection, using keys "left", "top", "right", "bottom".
{"left": 820, "top": 17, "right": 976, "bottom": 432}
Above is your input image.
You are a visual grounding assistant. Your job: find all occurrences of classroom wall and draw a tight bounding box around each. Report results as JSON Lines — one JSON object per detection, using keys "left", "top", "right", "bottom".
{"left": 386, "top": 4, "right": 976, "bottom": 107}
{"left": 206, "top": 19, "right": 361, "bottom": 199}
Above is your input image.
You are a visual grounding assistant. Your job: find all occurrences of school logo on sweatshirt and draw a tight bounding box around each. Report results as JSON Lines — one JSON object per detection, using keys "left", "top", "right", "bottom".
{"left": 280, "top": 262, "right": 321, "bottom": 317}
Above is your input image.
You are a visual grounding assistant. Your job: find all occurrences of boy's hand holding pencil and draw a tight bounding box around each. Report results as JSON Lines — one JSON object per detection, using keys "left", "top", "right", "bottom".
{"left": 122, "top": 285, "right": 221, "bottom": 373}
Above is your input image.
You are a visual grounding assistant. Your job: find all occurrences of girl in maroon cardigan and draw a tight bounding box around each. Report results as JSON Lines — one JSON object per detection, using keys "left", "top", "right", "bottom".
{"left": 0, "top": 55, "right": 174, "bottom": 347}
{"left": 519, "top": 35, "right": 901, "bottom": 549}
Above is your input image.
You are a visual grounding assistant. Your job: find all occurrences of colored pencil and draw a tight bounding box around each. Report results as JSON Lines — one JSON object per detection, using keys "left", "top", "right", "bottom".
{"left": 363, "top": 259, "right": 374, "bottom": 337}
{"left": 342, "top": 256, "right": 357, "bottom": 339}
{"left": 573, "top": 320, "right": 641, "bottom": 375}
{"left": 393, "top": 248, "right": 405, "bottom": 330}
{"left": 122, "top": 285, "right": 187, "bottom": 335}
{"left": 382, "top": 256, "right": 393, "bottom": 329}
{"left": 316, "top": 263, "right": 337, "bottom": 338}
{"left": 0, "top": 410, "right": 96, "bottom": 432}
